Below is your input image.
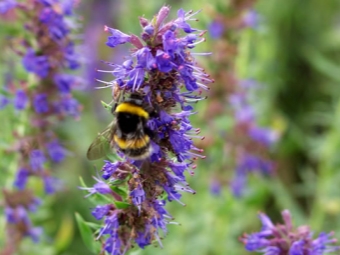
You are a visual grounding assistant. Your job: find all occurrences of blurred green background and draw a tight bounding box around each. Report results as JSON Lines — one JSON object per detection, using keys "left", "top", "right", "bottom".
{"left": 2, "top": 0, "right": 340, "bottom": 254}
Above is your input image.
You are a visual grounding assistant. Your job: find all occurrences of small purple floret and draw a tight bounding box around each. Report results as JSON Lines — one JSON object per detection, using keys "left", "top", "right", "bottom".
{"left": 105, "top": 26, "right": 131, "bottom": 48}
{"left": 14, "top": 90, "right": 28, "bottom": 110}
{"left": 33, "top": 94, "right": 49, "bottom": 114}
{"left": 30, "top": 150, "right": 46, "bottom": 171}
{"left": 22, "top": 49, "right": 49, "bottom": 78}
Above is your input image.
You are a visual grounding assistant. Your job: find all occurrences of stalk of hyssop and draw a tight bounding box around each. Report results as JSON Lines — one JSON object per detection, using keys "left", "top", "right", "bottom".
{"left": 82, "top": 5, "right": 213, "bottom": 254}
{"left": 1, "top": 0, "right": 82, "bottom": 250}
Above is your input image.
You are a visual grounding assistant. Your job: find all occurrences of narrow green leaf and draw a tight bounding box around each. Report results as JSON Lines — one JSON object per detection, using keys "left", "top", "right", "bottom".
{"left": 106, "top": 152, "right": 119, "bottom": 162}
{"left": 114, "top": 201, "right": 131, "bottom": 209}
{"left": 79, "top": 176, "right": 87, "bottom": 188}
{"left": 101, "top": 100, "right": 112, "bottom": 112}
{"left": 88, "top": 192, "right": 112, "bottom": 205}
{"left": 109, "top": 179, "right": 126, "bottom": 186}
{"left": 111, "top": 186, "right": 128, "bottom": 198}
{"left": 75, "top": 212, "right": 97, "bottom": 253}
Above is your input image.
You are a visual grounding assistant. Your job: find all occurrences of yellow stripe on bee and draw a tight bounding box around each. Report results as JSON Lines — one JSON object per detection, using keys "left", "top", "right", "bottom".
{"left": 115, "top": 103, "right": 149, "bottom": 119}
{"left": 114, "top": 135, "right": 150, "bottom": 150}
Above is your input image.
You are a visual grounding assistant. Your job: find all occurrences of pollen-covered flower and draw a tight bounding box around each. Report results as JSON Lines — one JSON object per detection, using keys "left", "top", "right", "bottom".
{"left": 241, "top": 210, "right": 340, "bottom": 254}
{"left": 83, "top": 6, "right": 212, "bottom": 253}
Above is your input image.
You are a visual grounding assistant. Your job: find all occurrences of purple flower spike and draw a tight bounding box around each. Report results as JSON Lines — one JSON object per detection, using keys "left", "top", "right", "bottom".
{"left": 241, "top": 210, "right": 340, "bottom": 255}
{"left": 86, "top": 6, "right": 212, "bottom": 253}
{"left": 3, "top": 0, "right": 81, "bottom": 248}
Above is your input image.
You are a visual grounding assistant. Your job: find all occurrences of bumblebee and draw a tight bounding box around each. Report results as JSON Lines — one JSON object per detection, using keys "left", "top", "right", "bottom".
{"left": 87, "top": 94, "right": 154, "bottom": 160}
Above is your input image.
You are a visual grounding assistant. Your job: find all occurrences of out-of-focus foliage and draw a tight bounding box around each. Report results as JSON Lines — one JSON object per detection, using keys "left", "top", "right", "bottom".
{"left": 1, "top": 0, "right": 340, "bottom": 254}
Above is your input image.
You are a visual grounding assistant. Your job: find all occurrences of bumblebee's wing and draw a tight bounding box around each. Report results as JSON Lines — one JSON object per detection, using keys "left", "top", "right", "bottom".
{"left": 87, "top": 122, "right": 115, "bottom": 160}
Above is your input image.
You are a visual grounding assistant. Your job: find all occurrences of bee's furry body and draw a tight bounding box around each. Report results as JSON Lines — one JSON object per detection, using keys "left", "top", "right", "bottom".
{"left": 87, "top": 94, "right": 154, "bottom": 160}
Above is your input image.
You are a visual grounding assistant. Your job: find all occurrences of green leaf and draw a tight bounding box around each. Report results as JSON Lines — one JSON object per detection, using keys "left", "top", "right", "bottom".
{"left": 106, "top": 152, "right": 119, "bottom": 162}
{"left": 86, "top": 222, "right": 103, "bottom": 230}
{"left": 75, "top": 213, "right": 99, "bottom": 254}
{"left": 79, "top": 176, "right": 87, "bottom": 188}
{"left": 109, "top": 178, "right": 126, "bottom": 186}
{"left": 111, "top": 186, "right": 128, "bottom": 198}
{"left": 114, "top": 201, "right": 131, "bottom": 209}
{"left": 101, "top": 100, "right": 112, "bottom": 112}
{"left": 88, "top": 192, "right": 112, "bottom": 205}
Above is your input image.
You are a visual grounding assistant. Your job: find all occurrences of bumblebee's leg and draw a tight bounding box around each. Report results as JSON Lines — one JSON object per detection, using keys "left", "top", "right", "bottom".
{"left": 115, "top": 127, "right": 123, "bottom": 138}
{"left": 111, "top": 103, "right": 118, "bottom": 115}
{"left": 144, "top": 126, "right": 160, "bottom": 142}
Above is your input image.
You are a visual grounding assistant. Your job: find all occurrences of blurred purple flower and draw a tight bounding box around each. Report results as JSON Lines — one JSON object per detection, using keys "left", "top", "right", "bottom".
{"left": 14, "top": 90, "right": 28, "bottom": 110}
{"left": 43, "top": 175, "right": 62, "bottom": 194}
{"left": 39, "top": 7, "right": 69, "bottom": 41}
{"left": 230, "top": 168, "right": 247, "bottom": 197}
{"left": 58, "top": 96, "right": 80, "bottom": 118}
{"left": 243, "top": 10, "right": 260, "bottom": 28}
{"left": 33, "top": 93, "right": 49, "bottom": 113}
{"left": 6, "top": 206, "right": 43, "bottom": 242}
{"left": 0, "top": 94, "right": 10, "bottom": 109}
{"left": 30, "top": 150, "right": 46, "bottom": 171}
{"left": 14, "top": 168, "right": 29, "bottom": 190}
{"left": 210, "top": 179, "right": 221, "bottom": 196}
{"left": 54, "top": 74, "right": 74, "bottom": 94}
{"left": 64, "top": 42, "right": 80, "bottom": 70}
{"left": 208, "top": 20, "right": 224, "bottom": 39}
{"left": 47, "top": 140, "right": 66, "bottom": 163}
{"left": 22, "top": 49, "right": 50, "bottom": 78}
{"left": 241, "top": 210, "right": 340, "bottom": 254}
{"left": 0, "top": 0, "right": 16, "bottom": 14}
{"left": 248, "top": 126, "right": 278, "bottom": 147}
